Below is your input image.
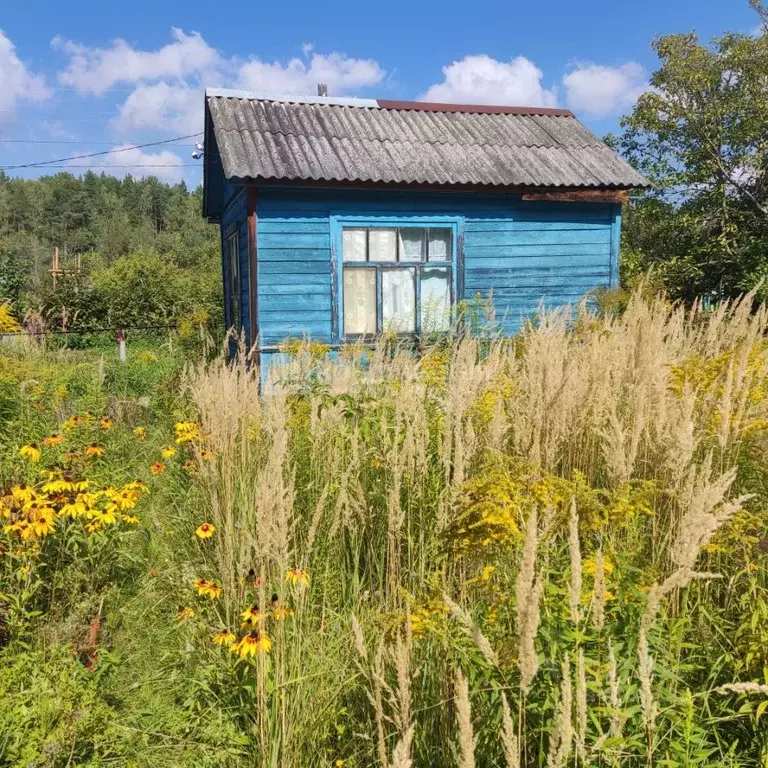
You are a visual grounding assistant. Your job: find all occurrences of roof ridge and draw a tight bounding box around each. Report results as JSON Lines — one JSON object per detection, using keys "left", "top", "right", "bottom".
{"left": 211, "top": 124, "right": 599, "bottom": 151}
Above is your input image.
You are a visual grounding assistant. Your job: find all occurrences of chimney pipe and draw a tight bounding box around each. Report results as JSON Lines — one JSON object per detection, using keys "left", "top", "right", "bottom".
{"left": 317, "top": 83, "right": 328, "bottom": 97}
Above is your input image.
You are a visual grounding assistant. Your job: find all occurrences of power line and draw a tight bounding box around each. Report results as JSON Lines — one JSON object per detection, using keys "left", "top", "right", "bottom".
{"left": 0, "top": 139, "right": 197, "bottom": 147}
{"left": 0, "top": 133, "right": 203, "bottom": 171}
{"left": 34, "top": 164, "right": 201, "bottom": 168}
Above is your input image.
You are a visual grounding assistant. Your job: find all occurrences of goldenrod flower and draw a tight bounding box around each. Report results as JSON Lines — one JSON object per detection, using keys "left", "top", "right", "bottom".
{"left": 240, "top": 604, "right": 265, "bottom": 627}
{"left": 41, "top": 434, "right": 63, "bottom": 447}
{"left": 195, "top": 522, "right": 215, "bottom": 539}
{"left": 132, "top": 427, "right": 147, "bottom": 439}
{"left": 285, "top": 568, "right": 310, "bottom": 588}
{"left": 231, "top": 630, "right": 271, "bottom": 657}
{"left": 84, "top": 444, "right": 105, "bottom": 457}
{"left": 150, "top": 462, "right": 166, "bottom": 474}
{"left": 161, "top": 446, "right": 177, "bottom": 459}
{"left": 174, "top": 421, "right": 200, "bottom": 444}
{"left": 19, "top": 444, "right": 41, "bottom": 462}
{"left": 175, "top": 606, "right": 195, "bottom": 620}
{"left": 212, "top": 631, "right": 236, "bottom": 647}
{"left": 99, "top": 417, "right": 113, "bottom": 429}
{"left": 194, "top": 578, "right": 222, "bottom": 599}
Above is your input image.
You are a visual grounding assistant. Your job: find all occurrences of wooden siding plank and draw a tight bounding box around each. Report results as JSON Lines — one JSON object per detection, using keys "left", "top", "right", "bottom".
{"left": 258, "top": 232, "right": 330, "bottom": 249}
{"left": 258, "top": 248, "right": 331, "bottom": 262}
{"left": 464, "top": 229, "right": 611, "bottom": 247}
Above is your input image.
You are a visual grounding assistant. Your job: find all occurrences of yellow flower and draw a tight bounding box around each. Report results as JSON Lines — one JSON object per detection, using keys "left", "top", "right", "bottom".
{"left": 285, "top": 568, "right": 310, "bottom": 588}
{"left": 161, "top": 446, "right": 177, "bottom": 459}
{"left": 194, "top": 578, "right": 222, "bottom": 599}
{"left": 99, "top": 417, "right": 113, "bottom": 429}
{"left": 182, "top": 460, "right": 199, "bottom": 476}
{"left": 85, "top": 520, "right": 102, "bottom": 534}
{"left": 41, "top": 434, "right": 64, "bottom": 447}
{"left": 61, "top": 415, "right": 84, "bottom": 430}
{"left": 240, "top": 604, "right": 265, "bottom": 627}
{"left": 212, "top": 631, "right": 236, "bottom": 647}
{"left": 174, "top": 421, "right": 200, "bottom": 444}
{"left": 132, "top": 427, "right": 147, "bottom": 439}
{"left": 195, "top": 522, "right": 215, "bottom": 539}
{"left": 60, "top": 498, "right": 88, "bottom": 518}
{"left": 175, "top": 606, "right": 196, "bottom": 620}
{"left": 19, "top": 444, "right": 41, "bottom": 462}
{"left": 84, "top": 444, "right": 105, "bottom": 457}
{"left": 31, "top": 514, "right": 55, "bottom": 537}
{"left": 272, "top": 604, "right": 294, "bottom": 620}
{"left": 123, "top": 480, "right": 148, "bottom": 493}
{"left": 41, "top": 479, "right": 74, "bottom": 494}
{"left": 11, "top": 485, "right": 35, "bottom": 504}
{"left": 198, "top": 449, "right": 213, "bottom": 461}
{"left": 231, "top": 630, "right": 271, "bottom": 658}
{"left": 150, "top": 462, "right": 166, "bottom": 475}
{"left": 91, "top": 506, "right": 118, "bottom": 525}
{"left": 121, "top": 514, "right": 140, "bottom": 524}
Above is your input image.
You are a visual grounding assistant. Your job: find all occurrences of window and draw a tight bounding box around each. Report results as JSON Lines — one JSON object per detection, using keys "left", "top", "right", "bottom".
{"left": 340, "top": 224, "right": 454, "bottom": 336}
{"left": 227, "top": 231, "right": 241, "bottom": 330}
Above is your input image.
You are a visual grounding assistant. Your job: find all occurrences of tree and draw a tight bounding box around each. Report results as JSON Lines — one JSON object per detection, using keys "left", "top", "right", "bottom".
{"left": 617, "top": 19, "right": 768, "bottom": 300}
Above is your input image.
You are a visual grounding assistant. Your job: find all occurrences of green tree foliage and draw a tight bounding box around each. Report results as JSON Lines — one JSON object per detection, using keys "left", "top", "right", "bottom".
{"left": 617, "top": 19, "right": 768, "bottom": 300}
{"left": 0, "top": 171, "right": 221, "bottom": 330}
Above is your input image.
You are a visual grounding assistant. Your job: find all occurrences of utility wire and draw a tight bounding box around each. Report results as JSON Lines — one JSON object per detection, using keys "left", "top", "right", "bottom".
{"left": 0, "top": 133, "right": 203, "bottom": 171}
{"left": 0, "top": 140, "right": 198, "bottom": 146}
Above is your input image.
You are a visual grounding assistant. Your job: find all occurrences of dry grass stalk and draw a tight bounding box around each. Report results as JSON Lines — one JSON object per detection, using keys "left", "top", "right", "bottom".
{"left": 568, "top": 498, "right": 582, "bottom": 625}
{"left": 546, "top": 655, "right": 573, "bottom": 768}
{"left": 715, "top": 683, "right": 768, "bottom": 695}
{"left": 516, "top": 506, "right": 545, "bottom": 695}
{"left": 608, "top": 640, "right": 623, "bottom": 742}
{"left": 576, "top": 647, "right": 587, "bottom": 762}
{"left": 500, "top": 694, "right": 520, "bottom": 768}
{"left": 444, "top": 594, "right": 498, "bottom": 667}
{"left": 454, "top": 668, "right": 476, "bottom": 768}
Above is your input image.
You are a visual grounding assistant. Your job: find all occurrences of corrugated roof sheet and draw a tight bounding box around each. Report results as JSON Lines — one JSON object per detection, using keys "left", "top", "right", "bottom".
{"left": 205, "top": 91, "right": 648, "bottom": 190}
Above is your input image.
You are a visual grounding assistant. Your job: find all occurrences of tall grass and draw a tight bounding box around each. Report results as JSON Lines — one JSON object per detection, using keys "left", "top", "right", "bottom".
{"left": 175, "top": 287, "right": 768, "bottom": 766}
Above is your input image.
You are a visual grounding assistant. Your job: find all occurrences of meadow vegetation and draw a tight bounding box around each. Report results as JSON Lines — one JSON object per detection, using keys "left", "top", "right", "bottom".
{"left": 1, "top": 288, "right": 767, "bottom": 766}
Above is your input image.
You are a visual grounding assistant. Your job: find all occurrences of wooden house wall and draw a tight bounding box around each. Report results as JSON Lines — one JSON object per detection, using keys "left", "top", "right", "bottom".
{"left": 254, "top": 187, "right": 620, "bottom": 347}
{"left": 220, "top": 188, "right": 250, "bottom": 344}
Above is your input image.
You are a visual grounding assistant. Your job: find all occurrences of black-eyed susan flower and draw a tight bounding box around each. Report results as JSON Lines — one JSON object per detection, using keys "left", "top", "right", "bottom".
{"left": 161, "top": 446, "right": 177, "bottom": 459}
{"left": 61, "top": 415, "right": 83, "bottom": 430}
{"left": 31, "top": 514, "right": 55, "bottom": 537}
{"left": 84, "top": 444, "right": 105, "bottom": 458}
{"left": 198, "top": 449, "right": 213, "bottom": 461}
{"left": 231, "top": 630, "right": 271, "bottom": 658}
{"left": 240, "top": 604, "right": 265, "bottom": 627}
{"left": 121, "top": 514, "right": 140, "bottom": 525}
{"left": 285, "top": 568, "right": 310, "bottom": 588}
{"left": 150, "top": 462, "right": 166, "bottom": 475}
{"left": 60, "top": 497, "right": 88, "bottom": 518}
{"left": 181, "top": 460, "right": 199, "bottom": 476}
{"left": 194, "top": 578, "right": 222, "bottom": 600}
{"left": 85, "top": 520, "right": 102, "bottom": 534}
{"left": 174, "top": 421, "right": 200, "bottom": 444}
{"left": 99, "top": 417, "right": 113, "bottom": 429}
{"left": 132, "top": 427, "right": 147, "bottom": 439}
{"left": 272, "top": 604, "right": 294, "bottom": 621}
{"left": 175, "top": 606, "right": 195, "bottom": 620}
{"left": 19, "top": 444, "right": 41, "bottom": 462}
{"left": 41, "top": 478, "right": 73, "bottom": 494}
{"left": 41, "top": 434, "right": 64, "bottom": 447}
{"left": 212, "top": 631, "right": 236, "bottom": 647}
{"left": 195, "top": 522, "right": 214, "bottom": 539}
{"left": 91, "top": 506, "right": 118, "bottom": 526}
{"left": 11, "top": 485, "right": 35, "bottom": 504}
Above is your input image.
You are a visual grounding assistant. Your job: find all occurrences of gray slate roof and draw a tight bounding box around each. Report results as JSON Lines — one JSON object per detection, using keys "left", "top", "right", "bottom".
{"left": 205, "top": 90, "right": 647, "bottom": 190}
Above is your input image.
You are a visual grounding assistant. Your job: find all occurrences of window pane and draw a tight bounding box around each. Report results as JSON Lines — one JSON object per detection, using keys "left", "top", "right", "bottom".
{"left": 428, "top": 228, "right": 452, "bottom": 262}
{"left": 398, "top": 228, "right": 426, "bottom": 262}
{"left": 368, "top": 228, "right": 397, "bottom": 262}
{"left": 382, "top": 268, "right": 416, "bottom": 333}
{"left": 343, "top": 268, "right": 376, "bottom": 334}
{"left": 421, "top": 268, "right": 451, "bottom": 332}
{"left": 229, "top": 234, "right": 240, "bottom": 328}
{"left": 343, "top": 228, "right": 367, "bottom": 262}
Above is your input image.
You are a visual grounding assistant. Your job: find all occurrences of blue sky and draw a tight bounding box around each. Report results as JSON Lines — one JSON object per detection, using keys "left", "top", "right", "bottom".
{"left": 0, "top": 0, "right": 760, "bottom": 187}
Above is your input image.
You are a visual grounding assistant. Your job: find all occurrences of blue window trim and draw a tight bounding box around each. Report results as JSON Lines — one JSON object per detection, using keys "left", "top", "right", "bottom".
{"left": 330, "top": 214, "right": 463, "bottom": 342}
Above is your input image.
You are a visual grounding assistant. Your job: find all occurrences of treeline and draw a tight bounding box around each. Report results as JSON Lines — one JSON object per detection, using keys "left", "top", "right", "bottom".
{"left": 0, "top": 172, "right": 221, "bottom": 332}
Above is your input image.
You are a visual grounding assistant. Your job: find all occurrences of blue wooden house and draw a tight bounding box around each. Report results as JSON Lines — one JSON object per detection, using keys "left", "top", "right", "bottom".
{"left": 202, "top": 89, "right": 646, "bottom": 364}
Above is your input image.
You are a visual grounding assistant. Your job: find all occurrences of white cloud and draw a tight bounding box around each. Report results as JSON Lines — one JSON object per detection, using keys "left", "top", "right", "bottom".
{"left": 236, "top": 51, "right": 385, "bottom": 96}
{"left": 563, "top": 62, "right": 647, "bottom": 118}
{"left": 53, "top": 27, "right": 219, "bottom": 94}
{"left": 420, "top": 54, "right": 557, "bottom": 107}
{"left": 114, "top": 81, "right": 200, "bottom": 134}
{"left": 77, "top": 144, "right": 186, "bottom": 183}
{"left": 0, "top": 29, "right": 50, "bottom": 120}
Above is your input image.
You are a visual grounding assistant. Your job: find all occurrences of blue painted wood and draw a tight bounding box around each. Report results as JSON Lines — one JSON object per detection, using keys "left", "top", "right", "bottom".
{"left": 252, "top": 186, "right": 621, "bottom": 344}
